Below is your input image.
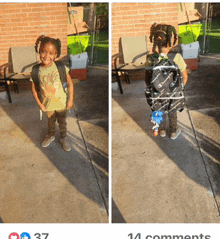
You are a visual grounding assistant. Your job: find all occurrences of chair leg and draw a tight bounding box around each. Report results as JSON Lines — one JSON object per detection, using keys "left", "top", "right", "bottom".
{"left": 5, "top": 81, "right": 12, "bottom": 103}
{"left": 116, "top": 71, "right": 123, "bottom": 94}
{"left": 14, "top": 81, "right": 19, "bottom": 93}
{"left": 125, "top": 73, "right": 130, "bottom": 84}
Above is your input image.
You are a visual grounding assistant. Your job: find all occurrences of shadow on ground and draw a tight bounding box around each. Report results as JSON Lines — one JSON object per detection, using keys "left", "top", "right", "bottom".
{"left": 1, "top": 93, "right": 107, "bottom": 208}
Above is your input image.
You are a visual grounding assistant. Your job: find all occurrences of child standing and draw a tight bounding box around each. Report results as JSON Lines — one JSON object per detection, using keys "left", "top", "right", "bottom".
{"left": 31, "top": 35, "right": 74, "bottom": 151}
{"left": 149, "top": 23, "right": 188, "bottom": 140}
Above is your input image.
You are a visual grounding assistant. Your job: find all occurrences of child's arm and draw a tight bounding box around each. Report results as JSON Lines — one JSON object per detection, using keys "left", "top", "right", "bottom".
{"left": 182, "top": 69, "right": 188, "bottom": 86}
{"left": 174, "top": 54, "right": 188, "bottom": 86}
{"left": 66, "top": 73, "right": 74, "bottom": 110}
{"left": 31, "top": 82, "right": 47, "bottom": 112}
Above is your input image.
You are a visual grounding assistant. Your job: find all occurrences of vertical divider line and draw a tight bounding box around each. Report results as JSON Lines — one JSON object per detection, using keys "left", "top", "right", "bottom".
{"left": 109, "top": 1, "right": 112, "bottom": 224}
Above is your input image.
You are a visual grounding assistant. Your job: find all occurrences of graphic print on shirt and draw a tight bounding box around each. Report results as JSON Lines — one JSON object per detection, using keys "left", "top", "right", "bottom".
{"left": 41, "top": 70, "right": 61, "bottom": 98}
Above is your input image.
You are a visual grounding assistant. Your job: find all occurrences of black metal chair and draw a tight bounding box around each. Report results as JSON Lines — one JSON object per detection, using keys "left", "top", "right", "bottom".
{"left": 112, "top": 53, "right": 123, "bottom": 94}
{"left": 0, "top": 46, "right": 38, "bottom": 103}
{"left": 112, "top": 36, "right": 149, "bottom": 94}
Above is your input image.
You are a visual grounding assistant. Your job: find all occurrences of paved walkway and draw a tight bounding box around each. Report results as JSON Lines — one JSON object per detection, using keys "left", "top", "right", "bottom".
{"left": 112, "top": 53, "right": 220, "bottom": 223}
{"left": 0, "top": 65, "right": 108, "bottom": 223}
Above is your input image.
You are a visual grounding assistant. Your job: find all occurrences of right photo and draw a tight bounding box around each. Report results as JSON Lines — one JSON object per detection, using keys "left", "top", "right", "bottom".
{"left": 112, "top": 3, "right": 220, "bottom": 223}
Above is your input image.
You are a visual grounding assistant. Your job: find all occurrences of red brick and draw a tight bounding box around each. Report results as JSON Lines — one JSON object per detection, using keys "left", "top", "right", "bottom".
{"left": 112, "top": 6, "right": 120, "bottom": 12}
{"left": 27, "top": 3, "right": 40, "bottom": 8}
{"left": 0, "top": 2, "right": 68, "bottom": 66}
{"left": 30, "top": 7, "right": 43, "bottom": 13}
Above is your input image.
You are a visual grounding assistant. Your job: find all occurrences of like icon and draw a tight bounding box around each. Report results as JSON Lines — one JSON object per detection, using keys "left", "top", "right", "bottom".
{"left": 20, "top": 233, "right": 31, "bottom": 239}
{"left": 9, "top": 233, "right": 19, "bottom": 239}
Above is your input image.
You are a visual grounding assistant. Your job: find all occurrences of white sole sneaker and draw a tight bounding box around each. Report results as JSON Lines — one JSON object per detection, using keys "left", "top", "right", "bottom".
{"left": 60, "top": 138, "right": 71, "bottom": 152}
{"left": 41, "top": 136, "right": 55, "bottom": 147}
{"left": 170, "top": 129, "right": 181, "bottom": 140}
{"left": 159, "top": 130, "right": 166, "bottom": 137}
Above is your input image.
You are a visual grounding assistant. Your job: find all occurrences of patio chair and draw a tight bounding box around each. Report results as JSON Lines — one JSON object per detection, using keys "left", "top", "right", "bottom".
{"left": 112, "top": 53, "right": 123, "bottom": 94}
{"left": 0, "top": 46, "right": 38, "bottom": 103}
{"left": 112, "top": 36, "right": 149, "bottom": 93}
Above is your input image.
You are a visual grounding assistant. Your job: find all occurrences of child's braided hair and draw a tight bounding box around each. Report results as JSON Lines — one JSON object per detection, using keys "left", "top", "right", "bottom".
{"left": 149, "top": 23, "right": 177, "bottom": 53}
{"left": 35, "top": 35, "right": 62, "bottom": 58}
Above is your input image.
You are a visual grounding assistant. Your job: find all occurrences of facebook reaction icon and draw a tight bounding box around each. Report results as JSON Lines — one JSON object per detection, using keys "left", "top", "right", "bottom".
{"left": 20, "top": 232, "right": 31, "bottom": 239}
{"left": 9, "top": 233, "right": 19, "bottom": 239}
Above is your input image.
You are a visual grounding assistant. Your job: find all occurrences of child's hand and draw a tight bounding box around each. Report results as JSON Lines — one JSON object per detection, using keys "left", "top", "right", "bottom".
{"left": 66, "top": 100, "right": 73, "bottom": 110}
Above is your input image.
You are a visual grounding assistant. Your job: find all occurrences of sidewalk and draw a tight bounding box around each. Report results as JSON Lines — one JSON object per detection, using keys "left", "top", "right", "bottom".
{"left": 112, "top": 53, "right": 220, "bottom": 223}
{"left": 0, "top": 65, "right": 108, "bottom": 223}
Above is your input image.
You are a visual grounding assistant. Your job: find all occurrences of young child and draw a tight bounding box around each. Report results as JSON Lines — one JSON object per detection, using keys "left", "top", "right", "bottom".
{"left": 149, "top": 23, "right": 188, "bottom": 140}
{"left": 31, "top": 35, "right": 74, "bottom": 151}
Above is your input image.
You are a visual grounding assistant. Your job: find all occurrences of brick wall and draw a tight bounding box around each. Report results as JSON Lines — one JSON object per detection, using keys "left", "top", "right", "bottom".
{"left": 112, "top": 3, "right": 178, "bottom": 80}
{"left": 0, "top": 3, "right": 67, "bottom": 74}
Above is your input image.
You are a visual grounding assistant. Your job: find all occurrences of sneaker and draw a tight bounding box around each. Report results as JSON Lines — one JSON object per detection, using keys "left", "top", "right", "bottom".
{"left": 170, "top": 128, "right": 181, "bottom": 140}
{"left": 60, "top": 137, "right": 71, "bottom": 152}
{"left": 159, "top": 129, "right": 166, "bottom": 137}
{"left": 41, "top": 135, "right": 55, "bottom": 147}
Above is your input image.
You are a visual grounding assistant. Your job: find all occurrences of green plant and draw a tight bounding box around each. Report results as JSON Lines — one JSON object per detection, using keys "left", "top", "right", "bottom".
{"left": 95, "top": 3, "right": 108, "bottom": 15}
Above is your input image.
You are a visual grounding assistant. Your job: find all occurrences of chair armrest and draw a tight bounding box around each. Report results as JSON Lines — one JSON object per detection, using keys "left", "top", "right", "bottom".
{"left": 17, "top": 72, "right": 31, "bottom": 75}
{"left": 112, "top": 53, "right": 122, "bottom": 70}
{"left": 4, "top": 64, "right": 17, "bottom": 79}
{"left": 132, "top": 51, "right": 149, "bottom": 63}
{"left": 4, "top": 64, "right": 9, "bottom": 78}
{"left": 0, "top": 63, "right": 7, "bottom": 77}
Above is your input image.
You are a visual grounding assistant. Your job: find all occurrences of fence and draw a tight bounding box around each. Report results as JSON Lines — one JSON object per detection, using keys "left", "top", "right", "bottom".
{"left": 196, "top": 3, "right": 220, "bottom": 53}
{"left": 67, "top": 4, "right": 109, "bottom": 66}
{"left": 91, "top": 14, "right": 108, "bottom": 65}
{"left": 87, "top": 14, "right": 108, "bottom": 65}
{"left": 205, "top": 3, "right": 220, "bottom": 53}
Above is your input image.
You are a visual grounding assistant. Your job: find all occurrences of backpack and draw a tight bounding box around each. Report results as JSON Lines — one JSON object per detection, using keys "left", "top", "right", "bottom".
{"left": 145, "top": 52, "right": 185, "bottom": 114}
{"left": 31, "top": 61, "right": 67, "bottom": 101}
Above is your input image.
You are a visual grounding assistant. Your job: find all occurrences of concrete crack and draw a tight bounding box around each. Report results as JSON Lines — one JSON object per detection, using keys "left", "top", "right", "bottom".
{"left": 74, "top": 107, "right": 109, "bottom": 216}
{"left": 187, "top": 108, "right": 220, "bottom": 216}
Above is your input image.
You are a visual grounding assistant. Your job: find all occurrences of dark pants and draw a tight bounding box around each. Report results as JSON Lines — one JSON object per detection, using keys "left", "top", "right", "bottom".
{"left": 159, "top": 111, "right": 177, "bottom": 133}
{"left": 46, "top": 109, "right": 67, "bottom": 138}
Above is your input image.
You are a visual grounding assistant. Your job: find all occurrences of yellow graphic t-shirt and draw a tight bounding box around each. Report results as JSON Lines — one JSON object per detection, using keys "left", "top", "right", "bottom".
{"left": 158, "top": 53, "right": 187, "bottom": 73}
{"left": 173, "top": 53, "right": 187, "bottom": 73}
{"left": 30, "top": 62, "right": 69, "bottom": 111}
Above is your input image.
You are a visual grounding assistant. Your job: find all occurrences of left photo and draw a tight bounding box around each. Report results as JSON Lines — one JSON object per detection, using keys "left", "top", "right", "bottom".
{"left": 0, "top": 2, "right": 108, "bottom": 223}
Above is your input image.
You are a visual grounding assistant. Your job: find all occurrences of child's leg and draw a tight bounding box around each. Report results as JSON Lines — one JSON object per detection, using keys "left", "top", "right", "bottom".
{"left": 168, "top": 112, "right": 177, "bottom": 133}
{"left": 158, "top": 112, "right": 167, "bottom": 137}
{"left": 41, "top": 111, "right": 56, "bottom": 147}
{"left": 169, "top": 111, "right": 181, "bottom": 139}
{"left": 56, "top": 109, "right": 67, "bottom": 139}
{"left": 56, "top": 109, "right": 71, "bottom": 151}
{"left": 46, "top": 111, "right": 56, "bottom": 137}
{"left": 159, "top": 113, "right": 167, "bottom": 131}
